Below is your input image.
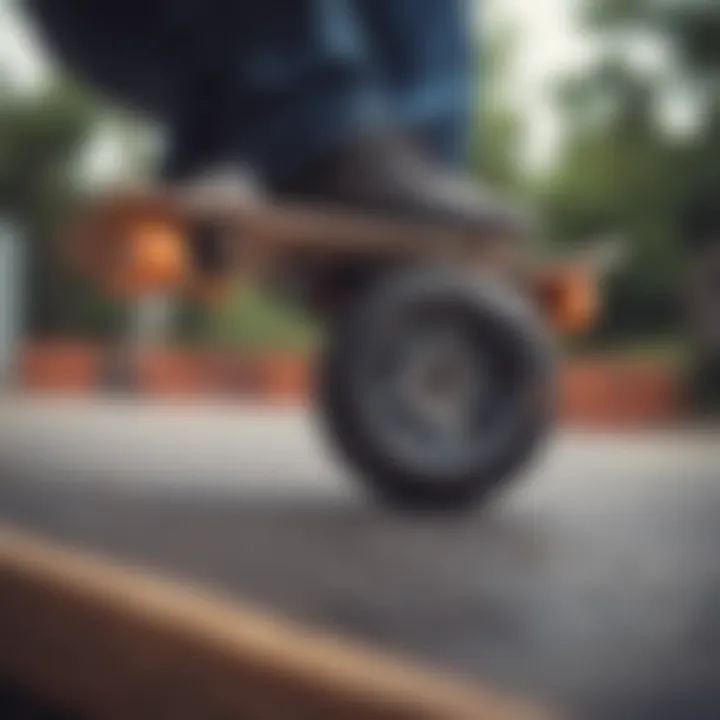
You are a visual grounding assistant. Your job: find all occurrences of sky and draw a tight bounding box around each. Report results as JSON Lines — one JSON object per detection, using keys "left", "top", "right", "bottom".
{"left": 0, "top": 0, "right": 599, "bottom": 173}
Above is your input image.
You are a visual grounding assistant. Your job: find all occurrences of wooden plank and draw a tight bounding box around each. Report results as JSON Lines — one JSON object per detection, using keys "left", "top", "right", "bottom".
{"left": 0, "top": 525, "right": 557, "bottom": 720}
{"left": 67, "top": 188, "right": 519, "bottom": 287}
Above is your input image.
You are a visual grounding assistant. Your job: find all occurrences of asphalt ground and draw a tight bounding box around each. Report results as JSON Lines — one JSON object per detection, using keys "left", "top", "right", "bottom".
{"left": 0, "top": 397, "right": 718, "bottom": 719}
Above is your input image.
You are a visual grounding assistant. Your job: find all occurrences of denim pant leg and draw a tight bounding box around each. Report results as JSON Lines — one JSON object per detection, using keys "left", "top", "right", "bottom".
{"left": 29, "top": 0, "right": 475, "bottom": 182}
{"left": 355, "top": 0, "right": 475, "bottom": 167}
{"left": 172, "top": 0, "right": 390, "bottom": 185}
{"left": 28, "top": 0, "right": 388, "bottom": 182}
{"left": 165, "top": 0, "right": 475, "bottom": 182}
{"left": 233, "top": 0, "right": 475, "bottom": 180}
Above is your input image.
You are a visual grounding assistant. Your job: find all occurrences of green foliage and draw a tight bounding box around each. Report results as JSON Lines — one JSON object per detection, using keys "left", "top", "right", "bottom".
{"left": 542, "top": 65, "right": 684, "bottom": 338}
{"left": 535, "top": 0, "right": 720, "bottom": 407}
{"left": 535, "top": 0, "right": 720, "bottom": 344}
{"left": 176, "top": 285, "right": 319, "bottom": 351}
{"left": 0, "top": 79, "right": 107, "bottom": 336}
{"left": 587, "top": 0, "right": 720, "bottom": 75}
{"left": 471, "top": 25, "right": 526, "bottom": 193}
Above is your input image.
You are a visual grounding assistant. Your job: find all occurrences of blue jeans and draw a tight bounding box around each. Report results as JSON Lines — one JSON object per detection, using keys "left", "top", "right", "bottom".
{"left": 30, "top": 0, "right": 474, "bottom": 183}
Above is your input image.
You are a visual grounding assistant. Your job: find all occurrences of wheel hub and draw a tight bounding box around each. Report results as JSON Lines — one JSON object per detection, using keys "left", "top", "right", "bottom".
{"left": 397, "top": 327, "right": 484, "bottom": 433}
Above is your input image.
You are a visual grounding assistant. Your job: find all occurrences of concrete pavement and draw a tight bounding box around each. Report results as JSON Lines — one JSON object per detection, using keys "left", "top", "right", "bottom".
{"left": 0, "top": 397, "right": 718, "bottom": 719}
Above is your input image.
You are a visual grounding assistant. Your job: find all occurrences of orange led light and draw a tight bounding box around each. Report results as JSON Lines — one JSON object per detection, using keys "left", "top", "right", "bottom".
{"left": 539, "top": 271, "right": 599, "bottom": 334}
{"left": 110, "top": 221, "right": 189, "bottom": 295}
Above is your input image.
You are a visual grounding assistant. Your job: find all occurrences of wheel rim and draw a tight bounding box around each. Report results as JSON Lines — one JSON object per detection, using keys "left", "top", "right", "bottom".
{"left": 353, "top": 298, "right": 533, "bottom": 478}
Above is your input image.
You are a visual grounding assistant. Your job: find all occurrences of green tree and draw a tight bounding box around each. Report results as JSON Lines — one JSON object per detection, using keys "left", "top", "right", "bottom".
{"left": 539, "top": 0, "right": 720, "bottom": 342}
{"left": 542, "top": 62, "right": 684, "bottom": 339}
{"left": 0, "top": 80, "right": 115, "bottom": 336}
{"left": 0, "top": 75, "right": 148, "bottom": 339}
{"left": 471, "top": 24, "right": 526, "bottom": 192}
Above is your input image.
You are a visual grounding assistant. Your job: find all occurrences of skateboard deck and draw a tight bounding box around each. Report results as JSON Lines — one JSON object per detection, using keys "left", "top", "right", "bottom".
{"left": 64, "top": 181, "right": 617, "bottom": 333}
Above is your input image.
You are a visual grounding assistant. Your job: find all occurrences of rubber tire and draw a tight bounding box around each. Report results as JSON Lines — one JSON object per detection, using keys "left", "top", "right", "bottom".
{"left": 316, "top": 267, "right": 556, "bottom": 513}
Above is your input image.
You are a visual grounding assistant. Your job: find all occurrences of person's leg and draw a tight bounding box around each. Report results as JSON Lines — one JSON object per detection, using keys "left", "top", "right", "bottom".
{"left": 28, "top": 0, "right": 389, "bottom": 183}
{"left": 168, "top": 0, "right": 477, "bottom": 177}
{"left": 356, "top": 0, "right": 475, "bottom": 166}
{"left": 164, "top": 1, "right": 391, "bottom": 183}
{"left": 214, "top": 0, "right": 477, "bottom": 179}
{"left": 171, "top": 0, "right": 476, "bottom": 180}
{"left": 30, "top": 0, "right": 473, "bottom": 175}
{"left": 272, "top": 0, "right": 530, "bottom": 238}
{"left": 30, "top": 0, "right": 528, "bottom": 237}
{"left": 27, "top": 0, "right": 188, "bottom": 120}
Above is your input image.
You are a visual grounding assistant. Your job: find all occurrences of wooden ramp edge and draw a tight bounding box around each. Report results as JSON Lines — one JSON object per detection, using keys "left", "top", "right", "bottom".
{"left": 0, "top": 525, "right": 556, "bottom": 720}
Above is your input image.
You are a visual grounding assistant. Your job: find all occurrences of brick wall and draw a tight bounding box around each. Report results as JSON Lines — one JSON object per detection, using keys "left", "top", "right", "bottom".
{"left": 17, "top": 342, "right": 686, "bottom": 427}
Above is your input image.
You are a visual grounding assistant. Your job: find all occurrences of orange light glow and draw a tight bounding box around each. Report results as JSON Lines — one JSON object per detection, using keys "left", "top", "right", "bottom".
{"left": 539, "top": 271, "right": 599, "bottom": 334}
{"left": 110, "top": 221, "right": 188, "bottom": 295}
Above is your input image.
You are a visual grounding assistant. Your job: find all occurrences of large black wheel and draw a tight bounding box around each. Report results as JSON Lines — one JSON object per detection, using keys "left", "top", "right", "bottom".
{"left": 316, "top": 268, "right": 556, "bottom": 512}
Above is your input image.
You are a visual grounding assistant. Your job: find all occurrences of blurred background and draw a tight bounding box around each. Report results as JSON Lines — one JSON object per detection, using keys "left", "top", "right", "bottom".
{"left": 0, "top": 0, "right": 717, "bottom": 410}
{"left": 1, "top": 3, "right": 720, "bottom": 718}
